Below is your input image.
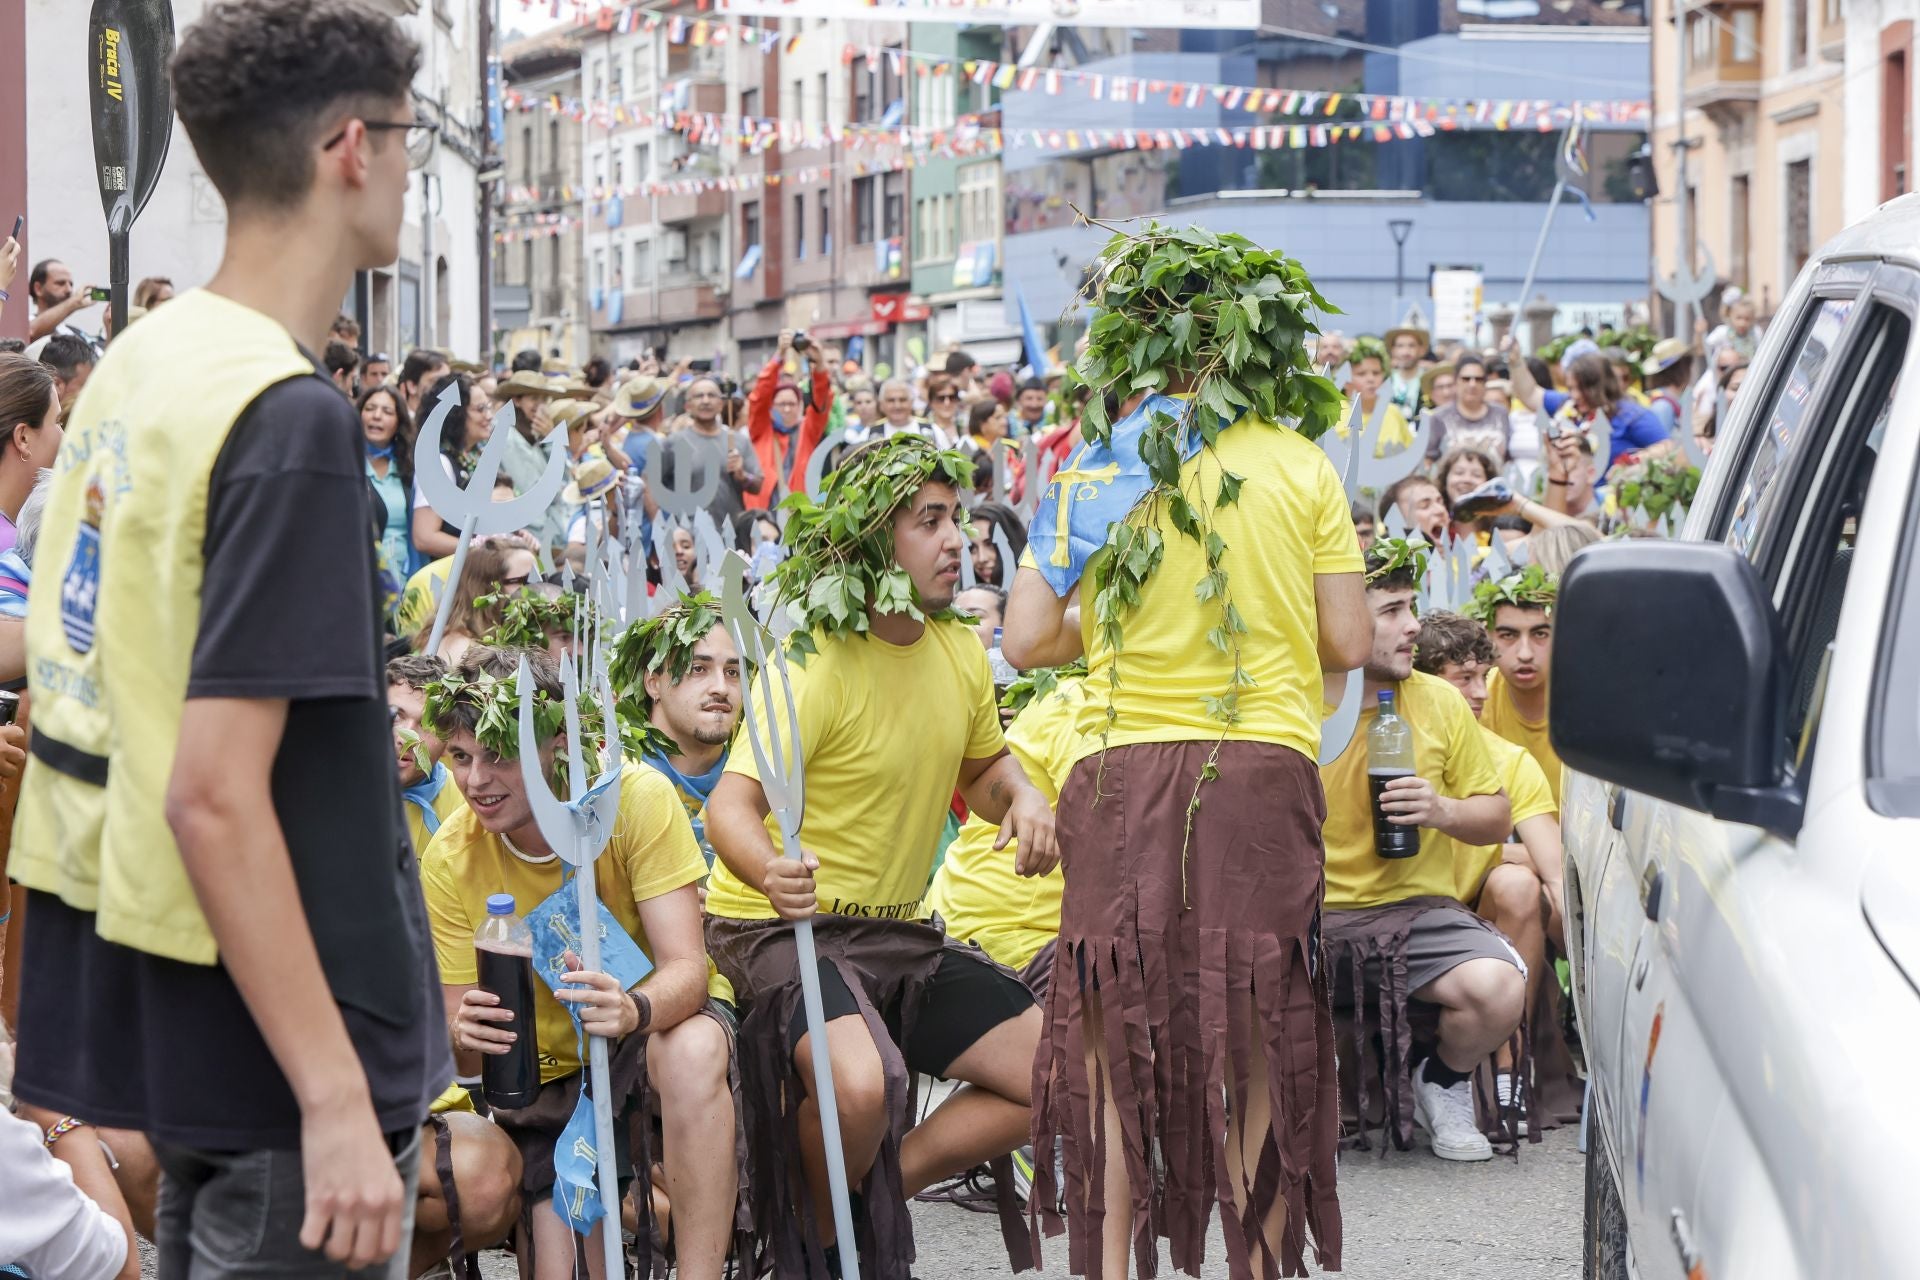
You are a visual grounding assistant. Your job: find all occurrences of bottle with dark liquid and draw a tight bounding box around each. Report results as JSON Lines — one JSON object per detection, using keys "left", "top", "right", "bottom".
{"left": 1368, "top": 689, "right": 1421, "bottom": 859}
{"left": 474, "top": 892, "right": 540, "bottom": 1109}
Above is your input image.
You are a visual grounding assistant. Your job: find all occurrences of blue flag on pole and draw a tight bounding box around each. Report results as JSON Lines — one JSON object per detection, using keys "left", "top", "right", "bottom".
{"left": 1015, "top": 284, "right": 1051, "bottom": 379}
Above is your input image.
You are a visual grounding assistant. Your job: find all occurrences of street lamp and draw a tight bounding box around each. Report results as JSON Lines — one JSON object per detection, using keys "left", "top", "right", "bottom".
{"left": 1388, "top": 219, "right": 1414, "bottom": 318}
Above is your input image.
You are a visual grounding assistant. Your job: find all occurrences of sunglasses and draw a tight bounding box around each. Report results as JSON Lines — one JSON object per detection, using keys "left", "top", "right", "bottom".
{"left": 932, "top": 392, "right": 959, "bottom": 402}
{"left": 1457, "top": 374, "right": 1486, "bottom": 383}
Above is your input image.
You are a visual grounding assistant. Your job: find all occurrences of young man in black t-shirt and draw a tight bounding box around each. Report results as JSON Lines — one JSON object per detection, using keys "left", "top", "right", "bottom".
{"left": 10, "top": 4, "right": 448, "bottom": 1278}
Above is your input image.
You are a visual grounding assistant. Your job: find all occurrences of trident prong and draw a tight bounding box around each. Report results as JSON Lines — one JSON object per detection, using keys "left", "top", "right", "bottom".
{"left": 716, "top": 551, "right": 858, "bottom": 1280}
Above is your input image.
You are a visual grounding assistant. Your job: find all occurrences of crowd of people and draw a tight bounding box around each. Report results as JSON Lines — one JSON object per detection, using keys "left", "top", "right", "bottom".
{"left": 0, "top": 4, "right": 1747, "bottom": 1280}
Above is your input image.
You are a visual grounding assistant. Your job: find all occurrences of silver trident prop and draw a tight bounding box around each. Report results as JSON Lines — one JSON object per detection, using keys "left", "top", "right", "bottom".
{"left": 516, "top": 652, "right": 627, "bottom": 1280}
{"left": 717, "top": 550, "right": 863, "bottom": 1280}
{"left": 415, "top": 382, "right": 568, "bottom": 655}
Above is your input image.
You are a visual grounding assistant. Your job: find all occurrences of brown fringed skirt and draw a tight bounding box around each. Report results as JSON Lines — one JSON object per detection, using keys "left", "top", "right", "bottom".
{"left": 706, "top": 914, "right": 1036, "bottom": 1280}
{"left": 1029, "top": 740, "right": 1342, "bottom": 1280}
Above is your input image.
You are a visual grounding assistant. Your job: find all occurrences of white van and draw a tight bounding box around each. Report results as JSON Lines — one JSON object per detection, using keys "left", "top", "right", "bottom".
{"left": 1555, "top": 194, "right": 1920, "bottom": 1280}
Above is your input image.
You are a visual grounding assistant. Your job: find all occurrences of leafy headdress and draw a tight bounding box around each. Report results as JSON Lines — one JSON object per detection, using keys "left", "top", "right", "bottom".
{"left": 765, "top": 434, "right": 976, "bottom": 660}
{"left": 477, "top": 587, "right": 592, "bottom": 651}
{"left": 1347, "top": 334, "right": 1388, "bottom": 370}
{"left": 607, "top": 590, "right": 728, "bottom": 758}
{"left": 423, "top": 648, "right": 609, "bottom": 790}
{"left": 999, "top": 658, "right": 1089, "bottom": 717}
{"left": 1466, "top": 564, "right": 1559, "bottom": 626}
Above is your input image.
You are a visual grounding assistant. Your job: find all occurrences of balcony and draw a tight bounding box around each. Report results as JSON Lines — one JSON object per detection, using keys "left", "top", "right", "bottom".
{"left": 656, "top": 186, "right": 729, "bottom": 224}
{"left": 594, "top": 276, "right": 727, "bottom": 330}
{"left": 1683, "top": 1, "right": 1762, "bottom": 130}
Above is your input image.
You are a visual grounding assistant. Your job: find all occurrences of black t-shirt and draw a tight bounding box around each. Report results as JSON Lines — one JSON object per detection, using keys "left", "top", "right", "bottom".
{"left": 14, "top": 371, "right": 451, "bottom": 1150}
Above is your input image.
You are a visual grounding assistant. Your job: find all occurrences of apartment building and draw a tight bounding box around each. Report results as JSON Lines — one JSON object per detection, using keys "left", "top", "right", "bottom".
{"left": 1841, "top": 0, "right": 1919, "bottom": 225}
{"left": 495, "top": 29, "right": 588, "bottom": 364}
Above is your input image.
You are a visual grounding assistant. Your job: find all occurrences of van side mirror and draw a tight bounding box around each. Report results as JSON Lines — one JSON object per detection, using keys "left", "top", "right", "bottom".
{"left": 1550, "top": 541, "right": 1802, "bottom": 837}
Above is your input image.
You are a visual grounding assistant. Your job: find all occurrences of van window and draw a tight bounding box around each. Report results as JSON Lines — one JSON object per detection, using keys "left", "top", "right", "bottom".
{"left": 1723, "top": 297, "right": 1854, "bottom": 561}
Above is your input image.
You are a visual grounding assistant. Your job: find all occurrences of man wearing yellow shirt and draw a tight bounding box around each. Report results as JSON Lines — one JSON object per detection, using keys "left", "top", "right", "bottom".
{"left": 1319, "top": 548, "right": 1518, "bottom": 1163}
{"left": 1474, "top": 566, "right": 1563, "bottom": 809}
{"left": 705, "top": 436, "right": 1057, "bottom": 1280}
{"left": 421, "top": 647, "right": 746, "bottom": 1280}
{"left": 387, "top": 655, "right": 467, "bottom": 857}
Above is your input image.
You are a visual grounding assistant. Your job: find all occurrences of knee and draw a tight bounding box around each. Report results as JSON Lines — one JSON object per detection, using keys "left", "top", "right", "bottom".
{"left": 650, "top": 1016, "right": 731, "bottom": 1104}
{"left": 447, "top": 1116, "right": 523, "bottom": 1247}
{"left": 1455, "top": 957, "right": 1526, "bottom": 1035}
{"left": 1481, "top": 865, "right": 1543, "bottom": 932}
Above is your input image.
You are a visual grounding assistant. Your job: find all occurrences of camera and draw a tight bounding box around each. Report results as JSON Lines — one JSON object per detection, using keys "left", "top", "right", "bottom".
{"left": 790, "top": 329, "right": 809, "bottom": 351}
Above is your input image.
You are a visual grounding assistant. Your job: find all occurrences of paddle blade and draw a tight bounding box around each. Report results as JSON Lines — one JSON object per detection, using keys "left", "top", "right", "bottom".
{"left": 89, "top": 0, "right": 175, "bottom": 234}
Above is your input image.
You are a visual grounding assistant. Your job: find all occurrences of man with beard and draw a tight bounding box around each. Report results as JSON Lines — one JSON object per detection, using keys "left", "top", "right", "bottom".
{"left": 610, "top": 591, "right": 742, "bottom": 861}
{"left": 387, "top": 654, "right": 466, "bottom": 857}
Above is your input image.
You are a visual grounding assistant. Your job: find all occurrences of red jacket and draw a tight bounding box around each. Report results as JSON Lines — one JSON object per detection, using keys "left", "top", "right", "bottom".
{"left": 746, "top": 356, "right": 831, "bottom": 509}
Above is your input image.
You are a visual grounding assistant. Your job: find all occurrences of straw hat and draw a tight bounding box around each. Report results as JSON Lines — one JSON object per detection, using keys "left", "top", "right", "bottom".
{"left": 611, "top": 375, "right": 670, "bottom": 420}
{"left": 1640, "top": 337, "right": 1691, "bottom": 377}
{"left": 562, "top": 451, "right": 620, "bottom": 505}
{"left": 548, "top": 398, "right": 598, "bottom": 434}
{"left": 1419, "top": 364, "right": 1455, "bottom": 401}
{"left": 447, "top": 357, "right": 487, "bottom": 376}
{"left": 1384, "top": 325, "right": 1430, "bottom": 357}
{"left": 540, "top": 355, "right": 573, "bottom": 375}
{"left": 497, "top": 370, "right": 565, "bottom": 400}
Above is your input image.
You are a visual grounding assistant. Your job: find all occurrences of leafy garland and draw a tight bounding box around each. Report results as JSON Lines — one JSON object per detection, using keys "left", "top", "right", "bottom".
{"left": 999, "top": 658, "right": 1089, "bottom": 717}
{"left": 475, "top": 588, "right": 592, "bottom": 651}
{"left": 767, "top": 434, "right": 978, "bottom": 661}
{"left": 607, "top": 590, "right": 728, "bottom": 759}
{"left": 1347, "top": 334, "right": 1388, "bottom": 370}
{"left": 1537, "top": 324, "right": 1660, "bottom": 367}
{"left": 1466, "top": 563, "right": 1559, "bottom": 625}
{"left": 423, "top": 660, "right": 607, "bottom": 790}
{"left": 1609, "top": 452, "right": 1701, "bottom": 525}
{"left": 1364, "top": 535, "right": 1431, "bottom": 585}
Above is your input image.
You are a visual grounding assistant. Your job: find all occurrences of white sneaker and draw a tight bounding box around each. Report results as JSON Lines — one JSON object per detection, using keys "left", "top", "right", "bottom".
{"left": 1414, "top": 1060, "right": 1493, "bottom": 1162}
{"left": 1496, "top": 1070, "right": 1529, "bottom": 1137}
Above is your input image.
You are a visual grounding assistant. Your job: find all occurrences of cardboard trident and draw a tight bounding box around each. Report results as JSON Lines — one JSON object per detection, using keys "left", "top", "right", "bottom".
{"left": 716, "top": 550, "right": 863, "bottom": 1280}
{"left": 515, "top": 651, "right": 626, "bottom": 1280}
{"left": 415, "top": 383, "right": 568, "bottom": 654}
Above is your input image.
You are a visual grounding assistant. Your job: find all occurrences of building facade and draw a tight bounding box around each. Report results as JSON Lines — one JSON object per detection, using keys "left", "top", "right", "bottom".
{"left": 495, "top": 28, "right": 589, "bottom": 364}
{"left": 1650, "top": 0, "right": 1848, "bottom": 325}
{"left": 18, "top": 0, "right": 493, "bottom": 360}
{"left": 1840, "top": 0, "right": 1919, "bottom": 227}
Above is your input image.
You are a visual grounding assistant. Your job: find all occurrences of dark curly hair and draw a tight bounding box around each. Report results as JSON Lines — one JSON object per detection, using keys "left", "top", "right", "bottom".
{"left": 1364, "top": 544, "right": 1420, "bottom": 595}
{"left": 1413, "top": 610, "right": 1495, "bottom": 676}
{"left": 171, "top": 0, "right": 420, "bottom": 209}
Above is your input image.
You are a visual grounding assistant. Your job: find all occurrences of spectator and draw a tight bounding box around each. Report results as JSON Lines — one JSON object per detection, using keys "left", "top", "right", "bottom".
{"left": 0, "top": 354, "right": 60, "bottom": 556}
{"left": 0, "top": 230, "right": 19, "bottom": 331}
{"left": 1383, "top": 472, "right": 1449, "bottom": 546}
{"left": 1316, "top": 328, "right": 1351, "bottom": 388}
{"left": 966, "top": 500, "right": 1026, "bottom": 588}
{"left": 415, "top": 536, "right": 537, "bottom": 664}
{"left": 38, "top": 334, "right": 95, "bottom": 407}
{"left": 657, "top": 376, "right": 763, "bottom": 545}
{"left": 1640, "top": 338, "right": 1692, "bottom": 442}
{"left": 1706, "top": 293, "right": 1762, "bottom": 360}
{"left": 953, "top": 583, "right": 1006, "bottom": 648}
{"left": 847, "top": 382, "right": 878, "bottom": 429}
{"left": 1436, "top": 446, "right": 1499, "bottom": 540}
{"left": 964, "top": 397, "right": 1009, "bottom": 456}
{"left": 1420, "top": 365, "right": 1456, "bottom": 417}
{"left": 396, "top": 346, "right": 450, "bottom": 419}
{"left": 0, "top": 467, "right": 53, "bottom": 618}
{"left": 329, "top": 311, "right": 360, "bottom": 345}
{"left": 1345, "top": 337, "right": 1412, "bottom": 451}
{"left": 133, "top": 276, "right": 175, "bottom": 309}
{"left": 1537, "top": 429, "right": 1602, "bottom": 523}
{"left": 1351, "top": 499, "right": 1376, "bottom": 551}
{"left": 1507, "top": 342, "right": 1670, "bottom": 468}
{"left": 362, "top": 349, "right": 391, "bottom": 388}
{"left": 360, "top": 384, "right": 415, "bottom": 578}
{"left": 1384, "top": 323, "right": 1429, "bottom": 417}
{"left": 1009, "top": 377, "right": 1049, "bottom": 438}
{"left": 1526, "top": 522, "right": 1600, "bottom": 577}
{"left": 509, "top": 348, "right": 542, "bottom": 373}
{"left": 986, "top": 368, "right": 1014, "bottom": 408}
{"left": 410, "top": 371, "right": 494, "bottom": 560}
{"left": 582, "top": 354, "right": 612, "bottom": 389}
{"left": 944, "top": 347, "right": 979, "bottom": 394}
{"left": 924, "top": 372, "right": 963, "bottom": 445}
{"left": 1425, "top": 354, "right": 1511, "bottom": 465}
{"left": 325, "top": 338, "right": 361, "bottom": 396}
{"left": 745, "top": 329, "right": 830, "bottom": 508}
{"left": 1698, "top": 359, "right": 1748, "bottom": 458}
{"left": 26, "top": 259, "right": 101, "bottom": 347}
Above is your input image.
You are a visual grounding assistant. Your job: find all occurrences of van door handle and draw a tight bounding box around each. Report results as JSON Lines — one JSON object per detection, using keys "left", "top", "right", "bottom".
{"left": 1609, "top": 788, "right": 1628, "bottom": 831}
{"left": 1640, "top": 862, "right": 1665, "bottom": 923}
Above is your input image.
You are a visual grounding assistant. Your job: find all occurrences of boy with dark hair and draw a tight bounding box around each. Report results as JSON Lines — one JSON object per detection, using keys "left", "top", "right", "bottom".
{"left": 509, "top": 348, "right": 543, "bottom": 373}
{"left": 11, "top": 2, "right": 445, "bottom": 1275}
{"left": 387, "top": 653, "right": 464, "bottom": 858}
{"left": 38, "top": 332, "right": 96, "bottom": 405}
{"left": 422, "top": 646, "right": 749, "bottom": 1280}
{"left": 325, "top": 338, "right": 361, "bottom": 396}
{"left": 397, "top": 347, "right": 451, "bottom": 419}
{"left": 1472, "top": 567, "right": 1563, "bottom": 808}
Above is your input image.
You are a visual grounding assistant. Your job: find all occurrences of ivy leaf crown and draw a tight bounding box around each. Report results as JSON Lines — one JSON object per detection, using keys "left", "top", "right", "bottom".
{"left": 607, "top": 590, "right": 729, "bottom": 760}
{"left": 765, "top": 433, "right": 978, "bottom": 663}
{"left": 1364, "top": 535, "right": 1431, "bottom": 586}
{"left": 476, "top": 587, "right": 592, "bottom": 651}
{"left": 422, "top": 649, "right": 607, "bottom": 791}
{"left": 1467, "top": 563, "right": 1559, "bottom": 626}
{"left": 999, "top": 658, "right": 1090, "bottom": 717}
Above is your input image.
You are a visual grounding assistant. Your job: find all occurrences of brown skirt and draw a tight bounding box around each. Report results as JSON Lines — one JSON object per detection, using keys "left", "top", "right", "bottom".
{"left": 1030, "top": 740, "right": 1341, "bottom": 1280}
{"left": 490, "top": 1000, "right": 758, "bottom": 1279}
{"left": 707, "top": 913, "right": 1035, "bottom": 1280}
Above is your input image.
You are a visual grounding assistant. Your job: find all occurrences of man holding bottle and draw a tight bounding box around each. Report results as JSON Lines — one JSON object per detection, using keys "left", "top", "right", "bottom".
{"left": 1316, "top": 546, "right": 1518, "bottom": 1163}
{"left": 419, "top": 646, "right": 748, "bottom": 1280}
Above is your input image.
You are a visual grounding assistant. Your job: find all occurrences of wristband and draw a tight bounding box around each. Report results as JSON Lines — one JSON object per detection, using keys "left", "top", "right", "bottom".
{"left": 42, "top": 1115, "right": 85, "bottom": 1148}
{"left": 1546, "top": 479, "right": 1570, "bottom": 487}
{"left": 626, "top": 990, "right": 652, "bottom": 1036}
{"left": 0, "top": 289, "right": 10, "bottom": 302}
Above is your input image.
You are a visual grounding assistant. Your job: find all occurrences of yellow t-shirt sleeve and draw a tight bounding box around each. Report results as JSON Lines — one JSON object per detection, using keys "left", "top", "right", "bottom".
{"left": 1507, "top": 749, "right": 1558, "bottom": 826}
{"left": 420, "top": 840, "right": 478, "bottom": 986}
{"left": 1310, "top": 453, "right": 1365, "bottom": 575}
{"left": 1443, "top": 697, "right": 1504, "bottom": 800}
{"left": 620, "top": 772, "right": 711, "bottom": 904}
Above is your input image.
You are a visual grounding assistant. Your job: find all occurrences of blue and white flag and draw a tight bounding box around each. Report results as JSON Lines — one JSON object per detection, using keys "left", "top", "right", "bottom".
{"left": 1027, "top": 393, "right": 1213, "bottom": 597}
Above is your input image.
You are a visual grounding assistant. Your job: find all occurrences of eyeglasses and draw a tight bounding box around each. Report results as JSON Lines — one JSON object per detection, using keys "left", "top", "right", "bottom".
{"left": 932, "top": 392, "right": 959, "bottom": 402}
{"left": 1457, "top": 374, "right": 1486, "bottom": 383}
{"left": 324, "top": 119, "right": 439, "bottom": 156}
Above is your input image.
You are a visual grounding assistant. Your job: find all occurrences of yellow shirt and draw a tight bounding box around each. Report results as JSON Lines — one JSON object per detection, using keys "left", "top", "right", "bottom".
{"left": 398, "top": 556, "right": 454, "bottom": 640}
{"left": 1337, "top": 396, "right": 1413, "bottom": 455}
{"left": 1483, "top": 668, "right": 1562, "bottom": 810}
{"left": 926, "top": 676, "right": 1088, "bottom": 971}
{"left": 707, "top": 620, "right": 1006, "bottom": 922}
{"left": 1451, "top": 727, "right": 1558, "bottom": 902}
{"left": 421, "top": 767, "right": 728, "bottom": 1082}
{"left": 1072, "top": 418, "right": 1363, "bottom": 765}
{"left": 403, "top": 764, "right": 468, "bottom": 860}
{"left": 1321, "top": 672, "right": 1503, "bottom": 911}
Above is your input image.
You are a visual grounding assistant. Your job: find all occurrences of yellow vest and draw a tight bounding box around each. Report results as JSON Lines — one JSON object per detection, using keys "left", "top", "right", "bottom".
{"left": 11, "top": 290, "right": 318, "bottom": 964}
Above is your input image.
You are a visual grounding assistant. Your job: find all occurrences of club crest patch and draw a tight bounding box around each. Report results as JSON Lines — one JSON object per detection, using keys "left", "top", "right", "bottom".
{"left": 60, "top": 476, "right": 105, "bottom": 654}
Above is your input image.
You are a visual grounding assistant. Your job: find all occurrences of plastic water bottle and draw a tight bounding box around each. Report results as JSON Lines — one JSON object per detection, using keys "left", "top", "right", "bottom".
{"left": 987, "top": 627, "right": 1019, "bottom": 693}
{"left": 1368, "top": 690, "right": 1421, "bottom": 859}
{"left": 474, "top": 893, "right": 540, "bottom": 1109}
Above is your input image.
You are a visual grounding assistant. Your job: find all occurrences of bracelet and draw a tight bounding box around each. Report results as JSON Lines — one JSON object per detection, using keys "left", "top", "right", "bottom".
{"left": 0, "top": 289, "right": 11, "bottom": 302}
{"left": 1546, "top": 479, "right": 1570, "bottom": 487}
{"left": 42, "top": 1115, "right": 85, "bottom": 1148}
{"left": 626, "top": 990, "right": 652, "bottom": 1036}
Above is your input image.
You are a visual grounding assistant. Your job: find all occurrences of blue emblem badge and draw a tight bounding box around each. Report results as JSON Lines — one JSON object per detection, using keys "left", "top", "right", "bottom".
{"left": 59, "top": 477, "right": 105, "bottom": 654}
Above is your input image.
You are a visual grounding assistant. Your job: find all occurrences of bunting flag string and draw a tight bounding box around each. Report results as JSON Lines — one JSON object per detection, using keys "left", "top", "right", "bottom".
{"left": 541, "top": 0, "right": 1649, "bottom": 128}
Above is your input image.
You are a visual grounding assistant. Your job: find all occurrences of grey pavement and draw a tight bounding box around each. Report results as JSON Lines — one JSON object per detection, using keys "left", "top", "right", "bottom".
{"left": 144, "top": 1127, "right": 1582, "bottom": 1279}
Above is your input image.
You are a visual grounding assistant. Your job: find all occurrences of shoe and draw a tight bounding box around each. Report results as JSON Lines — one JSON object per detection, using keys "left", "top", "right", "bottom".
{"left": 1496, "top": 1070, "right": 1529, "bottom": 1137}
{"left": 1414, "top": 1060, "right": 1493, "bottom": 1162}
{"left": 1009, "top": 1144, "right": 1036, "bottom": 1205}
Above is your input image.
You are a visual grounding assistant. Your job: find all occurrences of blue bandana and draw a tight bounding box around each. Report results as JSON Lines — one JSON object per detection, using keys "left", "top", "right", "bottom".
{"left": 642, "top": 749, "right": 729, "bottom": 861}
{"left": 401, "top": 761, "right": 450, "bottom": 836}
{"left": 366, "top": 440, "right": 395, "bottom": 460}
